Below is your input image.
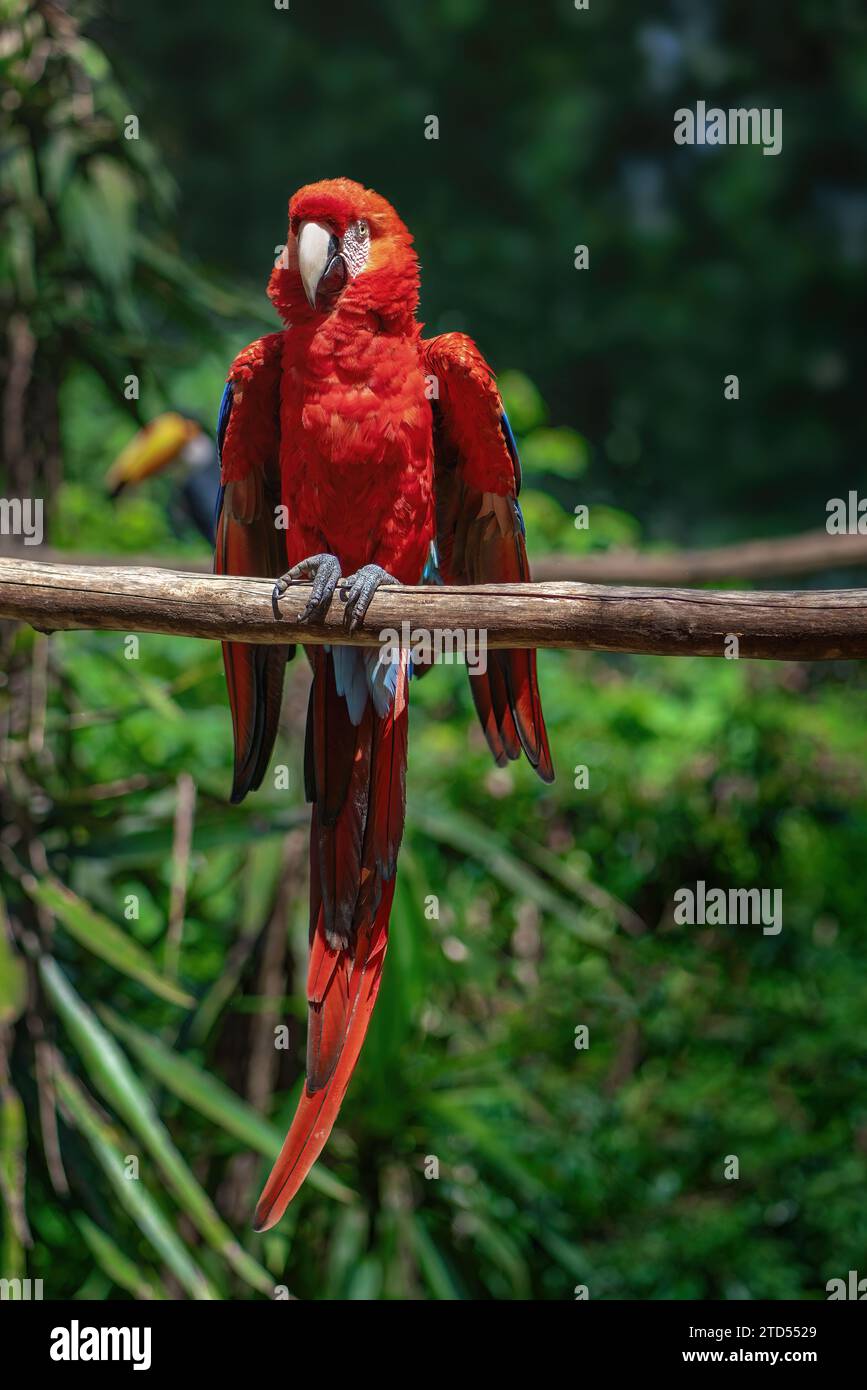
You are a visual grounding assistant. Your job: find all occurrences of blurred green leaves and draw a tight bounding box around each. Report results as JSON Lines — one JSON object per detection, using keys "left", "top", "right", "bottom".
{"left": 5, "top": 0, "right": 867, "bottom": 1305}
{"left": 60, "top": 158, "right": 137, "bottom": 295}
{"left": 40, "top": 957, "right": 272, "bottom": 1295}
{"left": 0, "top": 906, "right": 27, "bottom": 1027}
{"left": 53, "top": 1061, "right": 217, "bottom": 1301}
{"left": 27, "top": 876, "right": 192, "bottom": 1008}
{"left": 520, "top": 428, "right": 589, "bottom": 482}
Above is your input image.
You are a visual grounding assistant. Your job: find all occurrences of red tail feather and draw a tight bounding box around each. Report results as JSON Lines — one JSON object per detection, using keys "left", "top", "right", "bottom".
{"left": 253, "top": 650, "right": 408, "bottom": 1230}
{"left": 253, "top": 885, "right": 393, "bottom": 1231}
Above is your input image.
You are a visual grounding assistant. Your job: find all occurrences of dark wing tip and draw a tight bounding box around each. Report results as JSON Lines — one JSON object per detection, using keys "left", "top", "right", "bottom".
{"left": 533, "top": 753, "right": 556, "bottom": 784}
{"left": 226, "top": 644, "right": 289, "bottom": 804}
{"left": 251, "top": 1205, "right": 274, "bottom": 1234}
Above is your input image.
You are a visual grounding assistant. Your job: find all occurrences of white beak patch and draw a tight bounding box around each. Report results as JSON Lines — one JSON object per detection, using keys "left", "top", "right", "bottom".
{"left": 297, "top": 220, "right": 335, "bottom": 309}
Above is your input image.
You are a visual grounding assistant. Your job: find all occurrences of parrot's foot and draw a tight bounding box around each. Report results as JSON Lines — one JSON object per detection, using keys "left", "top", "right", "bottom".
{"left": 340, "top": 564, "right": 401, "bottom": 633}
{"left": 273, "top": 553, "right": 342, "bottom": 624}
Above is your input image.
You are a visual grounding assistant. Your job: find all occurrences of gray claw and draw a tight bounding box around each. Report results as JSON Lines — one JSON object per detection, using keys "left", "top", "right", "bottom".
{"left": 340, "top": 564, "right": 400, "bottom": 632}
{"left": 272, "top": 553, "right": 342, "bottom": 624}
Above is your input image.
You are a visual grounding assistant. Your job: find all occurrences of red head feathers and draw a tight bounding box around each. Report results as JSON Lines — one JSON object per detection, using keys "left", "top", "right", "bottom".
{"left": 268, "top": 177, "right": 420, "bottom": 326}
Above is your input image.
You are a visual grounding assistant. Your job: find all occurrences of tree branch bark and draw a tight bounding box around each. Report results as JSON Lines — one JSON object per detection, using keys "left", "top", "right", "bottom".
{"left": 1, "top": 556, "right": 866, "bottom": 661}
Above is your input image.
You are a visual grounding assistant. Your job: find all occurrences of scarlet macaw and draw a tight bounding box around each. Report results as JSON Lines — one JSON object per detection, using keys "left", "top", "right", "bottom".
{"left": 215, "top": 179, "right": 553, "bottom": 1231}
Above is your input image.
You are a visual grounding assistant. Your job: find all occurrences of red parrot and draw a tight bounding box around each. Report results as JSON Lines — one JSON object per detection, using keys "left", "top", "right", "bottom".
{"left": 214, "top": 178, "right": 553, "bottom": 1232}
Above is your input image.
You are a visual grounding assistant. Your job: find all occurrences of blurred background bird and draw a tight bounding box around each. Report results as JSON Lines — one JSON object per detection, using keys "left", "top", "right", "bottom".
{"left": 105, "top": 412, "right": 220, "bottom": 544}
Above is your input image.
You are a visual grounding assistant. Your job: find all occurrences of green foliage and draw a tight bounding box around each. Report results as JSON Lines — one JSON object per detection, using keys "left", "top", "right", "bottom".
{"left": 3, "top": 0, "right": 866, "bottom": 1305}
{"left": 5, "top": 570, "right": 867, "bottom": 1298}
{"left": 0, "top": 0, "right": 269, "bottom": 481}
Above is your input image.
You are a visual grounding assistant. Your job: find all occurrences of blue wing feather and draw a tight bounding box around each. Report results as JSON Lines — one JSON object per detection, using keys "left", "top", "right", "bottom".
{"left": 213, "top": 381, "right": 234, "bottom": 533}
{"left": 499, "top": 409, "right": 522, "bottom": 495}
{"left": 216, "top": 381, "right": 234, "bottom": 462}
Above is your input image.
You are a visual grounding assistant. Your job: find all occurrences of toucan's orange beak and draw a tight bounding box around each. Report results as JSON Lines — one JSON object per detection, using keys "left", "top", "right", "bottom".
{"left": 105, "top": 413, "right": 201, "bottom": 497}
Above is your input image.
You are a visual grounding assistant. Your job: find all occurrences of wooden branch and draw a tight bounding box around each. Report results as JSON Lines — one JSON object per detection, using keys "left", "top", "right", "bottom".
{"left": 1, "top": 557, "right": 867, "bottom": 661}
{"left": 533, "top": 528, "right": 867, "bottom": 585}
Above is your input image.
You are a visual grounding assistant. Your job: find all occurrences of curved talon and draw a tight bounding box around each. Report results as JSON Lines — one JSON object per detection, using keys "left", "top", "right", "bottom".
{"left": 340, "top": 564, "right": 401, "bottom": 632}
{"left": 272, "top": 553, "right": 343, "bottom": 624}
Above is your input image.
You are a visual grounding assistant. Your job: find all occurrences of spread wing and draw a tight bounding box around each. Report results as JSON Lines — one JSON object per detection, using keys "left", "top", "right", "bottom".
{"left": 214, "top": 333, "right": 293, "bottom": 802}
{"left": 422, "top": 333, "right": 553, "bottom": 782}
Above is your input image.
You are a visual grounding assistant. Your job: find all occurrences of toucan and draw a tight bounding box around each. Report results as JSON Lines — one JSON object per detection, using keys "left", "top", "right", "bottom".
{"left": 105, "top": 411, "right": 220, "bottom": 544}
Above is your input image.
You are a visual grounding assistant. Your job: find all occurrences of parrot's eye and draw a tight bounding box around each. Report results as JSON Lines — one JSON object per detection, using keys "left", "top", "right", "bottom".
{"left": 357, "top": 220, "right": 369, "bottom": 238}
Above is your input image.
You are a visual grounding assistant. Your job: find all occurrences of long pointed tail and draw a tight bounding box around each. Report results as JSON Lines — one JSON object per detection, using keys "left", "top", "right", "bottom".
{"left": 253, "top": 647, "right": 408, "bottom": 1231}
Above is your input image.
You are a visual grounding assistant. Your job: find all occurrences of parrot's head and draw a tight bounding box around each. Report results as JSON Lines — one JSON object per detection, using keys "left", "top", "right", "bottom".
{"left": 268, "top": 178, "right": 419, "bottom": 326}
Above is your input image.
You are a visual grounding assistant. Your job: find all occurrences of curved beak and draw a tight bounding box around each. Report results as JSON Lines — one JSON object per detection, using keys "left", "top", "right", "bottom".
{"left": 105, "top": 413, "right": 200, "bottom": 497}
{"left": 297, "top": 219, "right": 346, "bottom": 311}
